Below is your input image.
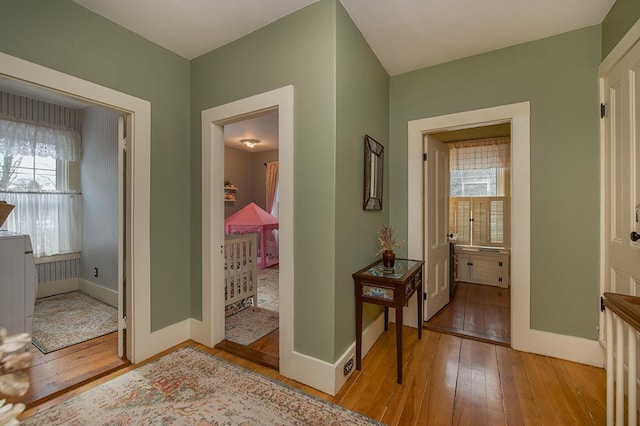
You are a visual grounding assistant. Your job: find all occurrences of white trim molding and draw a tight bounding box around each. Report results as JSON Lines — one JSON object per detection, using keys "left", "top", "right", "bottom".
{"left": 198, "top": 86, "right": 304, "bottom": 381}
{"left": 0, "top": 52, "right": 155, "bottom": 363}
{"left": 407, "top": 102, "right": 603, "bottom": 367}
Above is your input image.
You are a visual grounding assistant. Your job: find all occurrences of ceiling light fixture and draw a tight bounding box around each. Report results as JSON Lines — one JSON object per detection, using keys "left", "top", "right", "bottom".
{"left": 240, "top": 138, "right": 261, "bottom": 148}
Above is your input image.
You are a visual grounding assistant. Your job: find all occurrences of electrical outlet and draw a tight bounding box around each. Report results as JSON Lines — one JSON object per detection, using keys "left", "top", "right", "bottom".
{"left": 343, "top": 357, "right": 354, "bottom": 376}
{"left": 94, "top": 267, "right": 99, "bottom": 278}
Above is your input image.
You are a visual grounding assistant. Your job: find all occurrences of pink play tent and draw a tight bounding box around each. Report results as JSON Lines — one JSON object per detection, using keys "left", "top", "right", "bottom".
{"left": 224, "top": 202, "right": 279, "bottom": 268}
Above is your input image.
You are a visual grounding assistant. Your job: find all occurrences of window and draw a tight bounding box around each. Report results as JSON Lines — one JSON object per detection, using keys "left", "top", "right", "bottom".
{"left": 0, "top": 118, "right": 81, "bottom": 257}
{"left": 1, "top": 154, "right": 57, "bottom": 191}
{"left": 448, "top": 137, "right": 510, "bottom": 248}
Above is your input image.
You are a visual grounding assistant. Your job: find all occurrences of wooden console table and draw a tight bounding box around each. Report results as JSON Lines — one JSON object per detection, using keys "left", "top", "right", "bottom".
{"left": 352, "top": 258, "right": 424, "bottom": 384}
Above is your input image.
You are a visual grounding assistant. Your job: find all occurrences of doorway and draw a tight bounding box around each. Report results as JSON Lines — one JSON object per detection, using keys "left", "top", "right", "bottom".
{"left": 199, "top": 85, "right": 294, "bottom": 377}
{"left": 0, "top": 53, "right": 153, "bottom": 402}
{"left": 422, "top": 124, "right": 512, "bottom": 346}
{"left": 407, "top": 102, "right": 533, "bottom": 354}
{"left": 214, "top": 111, "right": 280, "bottom": 368}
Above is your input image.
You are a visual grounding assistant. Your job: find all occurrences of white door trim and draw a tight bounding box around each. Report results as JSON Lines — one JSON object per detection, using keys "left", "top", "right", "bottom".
{"left": 198, "top": 86, "right": 296, "bottom": 374}
{"left": 408, "top": 102, "right": 602, "bottom": 367}
{"left": 0, "top": 52, "right": 154, "bottom": 362}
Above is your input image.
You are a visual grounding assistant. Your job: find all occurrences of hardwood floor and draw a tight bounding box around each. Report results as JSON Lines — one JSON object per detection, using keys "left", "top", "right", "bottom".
{"left": 6, "top": 332, "right": 128, "bottom": 409}
{"left": 215, "top": 328, "right": 279, "bottom": 369}
{"left": 425, "top": 281, "right": 510, "bottom": 346}
{"left": 21, "top": 326, "right": 607, "bottom": 425}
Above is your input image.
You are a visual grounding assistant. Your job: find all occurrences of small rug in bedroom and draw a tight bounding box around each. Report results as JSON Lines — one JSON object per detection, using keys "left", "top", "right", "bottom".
{"left": 22, "top": 346, "right": 382, "bottom": 426}
{"left": 225, "top": 307, "right": 278, "bottom": 346}
{"left": 32, "top": 291, "right": 118, "bottom": 354}
{"left": 257, "top": 266, "right": 279, "bottom": 312}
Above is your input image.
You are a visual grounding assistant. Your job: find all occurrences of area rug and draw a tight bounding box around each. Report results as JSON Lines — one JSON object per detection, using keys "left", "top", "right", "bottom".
{"left": 225, "top": 307, "right": 278, "bottom": 346}
{"left": 22, "top": 346, "right": 381, "bottom": 425}
{"left": 257, "top": 267, "right": 279, "bottom": 312}
{"left": 32, "top": 291, "right": 118, "bottom": 354}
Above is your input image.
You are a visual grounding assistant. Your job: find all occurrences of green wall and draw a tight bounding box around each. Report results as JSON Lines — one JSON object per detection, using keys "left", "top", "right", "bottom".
{"left": 0, "top": 0, "right": 192, "bottom": 331}
{"left": 602, "top": 0, "right": 640, "bottom": 59}
{"left": 389, "top": 26, "right": 602, "bottom": 339}
{"left": 190, "top": 0, "right": 389, "bottom": 361}
{"left": 190, "top": 0, "right": 338, "bottom": 360}
{"left": 334, "top": 2, "right": 390, "bottom": 355}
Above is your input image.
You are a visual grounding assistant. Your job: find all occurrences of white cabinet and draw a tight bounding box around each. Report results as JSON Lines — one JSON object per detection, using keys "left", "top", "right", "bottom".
{"left": 456, "top": 247, "right": 509, "bottom": 288}
{"left": 0, "top": 233, "right": 37, "bottom": 335}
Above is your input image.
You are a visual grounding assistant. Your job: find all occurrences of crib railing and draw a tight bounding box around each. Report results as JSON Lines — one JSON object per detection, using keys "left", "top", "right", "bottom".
{"left": 604, "top": 292, "right": 640, "bottom": 425}
{"left": 224, "top": 233, "right": 258, "bottom": 307}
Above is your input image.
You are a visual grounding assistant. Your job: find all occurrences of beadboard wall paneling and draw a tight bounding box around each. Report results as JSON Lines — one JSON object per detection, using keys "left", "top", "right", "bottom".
{"left": 0, "top": 91, "right": 81, "bottom": 131}
{"left": 36, "top": 257, "right": 80, "bottom": 283}
{"left": 80, "top": 106, "right": 119, "bottom": 291}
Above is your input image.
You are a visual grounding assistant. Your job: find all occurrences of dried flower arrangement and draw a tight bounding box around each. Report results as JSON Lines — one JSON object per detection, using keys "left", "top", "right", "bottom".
{"left": 375, "top": 224, "right": 405, "bottom": 256}
{"left": 0, "top": 328, "right": 32, "bottom": 426}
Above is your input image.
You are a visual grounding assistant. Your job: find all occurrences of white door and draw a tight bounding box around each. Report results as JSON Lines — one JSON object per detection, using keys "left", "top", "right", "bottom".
{"left": 602, "top": 39, "right": 640, "bottom": 303}
{"left": 424, "top": 135, "right": 450, "bottom": 320}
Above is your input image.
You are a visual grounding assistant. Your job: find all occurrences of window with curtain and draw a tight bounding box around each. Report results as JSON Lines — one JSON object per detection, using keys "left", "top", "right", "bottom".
{"left": 0, "top": 117, "right": 82, "bottom": 257}
{"left": 448, "top": 137, "right": 510, "bottom": 248}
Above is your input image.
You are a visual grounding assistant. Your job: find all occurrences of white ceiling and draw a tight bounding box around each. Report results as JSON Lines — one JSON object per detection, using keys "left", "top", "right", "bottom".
{"left": 72, "top": 0, "right": 615, "bottom": 76}
{"left": 2, "top": 0, "right": 617, "bottom": 151}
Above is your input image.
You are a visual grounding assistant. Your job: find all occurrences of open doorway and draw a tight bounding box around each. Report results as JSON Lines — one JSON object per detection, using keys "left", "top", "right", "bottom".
{"left": 215, "top": 111, "right": 281, "bottom": 368}
{"left": 0, "top": 52, "right": 153, "bottom": 406}
{"left": 0, "top": 78, "right": 129, "bottom": 405}
{"left": 407, "top": 102, "right": 533, "bottom": 355}
{"left": 422, "top": 123, "right": 512, "bottom": 346}
{"left": 199, "top": 85, "right": 294, "bottom": 378}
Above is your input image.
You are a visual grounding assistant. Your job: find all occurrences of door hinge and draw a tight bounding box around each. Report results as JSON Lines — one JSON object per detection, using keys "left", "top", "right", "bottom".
{"left": 423, "top": 292, "right": 427, "bottom": 300}
{"left": 600, "top": 296, "right": 606, "bottom": 312}
{"left": 120, "top": 316, "right": 127, "bottom": 329}
{"left": 423, "top": 153, "right": 428, "bottom": 161}
{"left": 600, "top": 103, "right": 606, "bottom": 119}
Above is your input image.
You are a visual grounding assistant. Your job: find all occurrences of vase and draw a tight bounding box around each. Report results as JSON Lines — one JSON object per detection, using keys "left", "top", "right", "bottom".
{"left": 382, "top": 250, "right": 395, "bottom": 268}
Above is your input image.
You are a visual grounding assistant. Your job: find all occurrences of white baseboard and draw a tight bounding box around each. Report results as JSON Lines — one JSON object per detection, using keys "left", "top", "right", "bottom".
{"left": 280, "top": 312, "right": 386, "bottom": 396}
{"left": 78, "top": 278, "right": 118, "bottom": 307}
{"left": 37, "top": 278, "right": 79, "bottom": 298}
{"left": 512, "top": 328, "right": 604, "bottom": 367}
{"left": 135, "top": 318, "right": 191, "bottom": 363}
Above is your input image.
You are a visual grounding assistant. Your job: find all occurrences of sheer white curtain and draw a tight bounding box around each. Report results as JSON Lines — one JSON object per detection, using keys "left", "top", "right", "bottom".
{"left": 3, "top": 193, "right": 81, "bottom": 256}
{"left": 0, "top": 118, "right": 81, "bottom": 257}
{"left": 0, "top": 118, "right": 81, "bottom": 161}
{"left": 265, "top": 161, "right": 279, "bottom": 218}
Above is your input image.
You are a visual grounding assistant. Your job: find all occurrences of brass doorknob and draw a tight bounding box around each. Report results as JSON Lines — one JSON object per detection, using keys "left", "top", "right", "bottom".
{"left": 631, "top": 231, "right": 640, "bottom": 242}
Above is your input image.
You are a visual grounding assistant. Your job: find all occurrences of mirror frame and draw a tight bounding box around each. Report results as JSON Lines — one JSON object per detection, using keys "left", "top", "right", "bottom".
{"left": 363, "top": 135, "right": 384, "bottom": 210}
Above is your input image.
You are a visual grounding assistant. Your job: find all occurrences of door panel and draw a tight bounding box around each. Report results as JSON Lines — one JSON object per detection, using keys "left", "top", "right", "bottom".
{"left": 603, "top": 39, "right": 640, "bottom": 317}
{"left": 424, "top": 135, "right": 450, "bottom": 320}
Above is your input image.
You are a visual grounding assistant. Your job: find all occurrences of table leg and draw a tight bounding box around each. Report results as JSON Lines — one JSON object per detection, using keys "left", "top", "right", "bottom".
{"left": 395, "top": 305, "right": 403, "bottom": 384}
{"left": 355, "top": 289, "right": 363, "bottom": 371}
{"left": 384, "top": 306, "right": 388, "bottom": 331}
{"left": 417, "top": 279, "right": 423, "bottom": 340}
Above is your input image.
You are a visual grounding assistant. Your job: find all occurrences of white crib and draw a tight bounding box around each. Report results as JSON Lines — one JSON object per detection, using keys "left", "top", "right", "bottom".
{"left": 224, "top": 233, "right": 258, "bottom": 308}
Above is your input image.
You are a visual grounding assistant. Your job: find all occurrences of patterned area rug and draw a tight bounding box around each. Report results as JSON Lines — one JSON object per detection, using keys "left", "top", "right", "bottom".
{"left": 22, "top": 346, "right": 381, "bottom": 425}
{"left": 226, "top": 307, "right": 278, "bottom": 346}
{"left": 32, "top": 291, "right": 118, "bottom": 354}
{"left": 257, "top": 267, "right": 279, "bottom": 312}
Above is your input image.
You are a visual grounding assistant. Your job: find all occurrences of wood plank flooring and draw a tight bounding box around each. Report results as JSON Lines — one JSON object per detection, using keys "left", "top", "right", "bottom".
{"left": 21, "top": 326, "right": 607, "bottom": 425}
{"left": 215, "top": 328, "right": 279, "bottom": 369}
{"left": 5, "top": 332, "right": 128, "bottom": 409}
{"left": 425, "top": 281, "right": 510, "bottom": 346}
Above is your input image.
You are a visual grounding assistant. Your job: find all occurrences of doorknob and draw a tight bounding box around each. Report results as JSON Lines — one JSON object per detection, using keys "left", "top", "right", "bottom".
{"left": 632, "top": 231, "right": 640, "bottom": 242}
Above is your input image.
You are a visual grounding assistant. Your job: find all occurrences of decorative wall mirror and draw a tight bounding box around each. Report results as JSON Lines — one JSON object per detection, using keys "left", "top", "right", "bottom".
{"left": 363, "top": 135, "right": 383, "bottom": 210}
